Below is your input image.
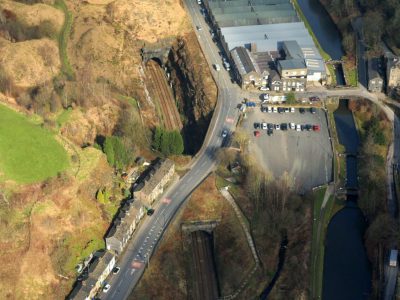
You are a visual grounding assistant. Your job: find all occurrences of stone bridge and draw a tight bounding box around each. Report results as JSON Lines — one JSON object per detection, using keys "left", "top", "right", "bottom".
{"left": 181, "top": 220, "right": 220, "bottom": 234}
{"left": 141, "top": 39, "right": 174, "bottom": 65}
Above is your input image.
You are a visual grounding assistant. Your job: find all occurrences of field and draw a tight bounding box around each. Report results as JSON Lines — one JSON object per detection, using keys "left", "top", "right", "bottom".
{"left": 0, "top": 104, "right": 69, "bottom": 184}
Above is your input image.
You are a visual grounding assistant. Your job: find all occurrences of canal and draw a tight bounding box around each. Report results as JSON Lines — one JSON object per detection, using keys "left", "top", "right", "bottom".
{"left": 297, "top": 0, "right": 346, "bottom": 85}
{"left": 322, "top": 100, "right": 371, "bottom": 300}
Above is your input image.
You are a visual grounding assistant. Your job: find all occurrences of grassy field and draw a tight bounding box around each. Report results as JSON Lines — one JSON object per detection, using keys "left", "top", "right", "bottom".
{"left": 54, "top": 0, "right": 75, "bottom": 80}
{"left": 0, "top": 104, "right": 69, "bottom": 183}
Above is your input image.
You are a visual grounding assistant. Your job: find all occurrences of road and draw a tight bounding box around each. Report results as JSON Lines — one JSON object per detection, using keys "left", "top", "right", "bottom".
{"left": 101, "top": 1, "right": 241, "bottom": 299}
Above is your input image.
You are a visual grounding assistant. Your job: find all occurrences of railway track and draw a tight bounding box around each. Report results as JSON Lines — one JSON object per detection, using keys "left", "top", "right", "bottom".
{"left": 146, "top": 61, "right": 182, "bottom": 131}
{"left": 190, "top": 231, "right": 219, "bottom": 300}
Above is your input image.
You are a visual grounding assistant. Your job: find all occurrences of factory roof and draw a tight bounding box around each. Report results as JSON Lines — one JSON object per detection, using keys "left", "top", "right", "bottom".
{"left": 282, "top": 40, "right": 304, "bottom": 59}
{"left": 368, "top": 58, "right": 383, "bottom": 80}
{"left": 231, "top": 47, "right": 261, "bottom": 76}
{"left": 278, "top": 59, "right": 307, "bottom": 70}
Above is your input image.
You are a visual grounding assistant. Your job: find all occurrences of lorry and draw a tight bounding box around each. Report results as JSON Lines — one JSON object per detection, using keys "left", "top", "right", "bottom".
{"left": 390, "top": 249, "right": 398, "bottom": 267}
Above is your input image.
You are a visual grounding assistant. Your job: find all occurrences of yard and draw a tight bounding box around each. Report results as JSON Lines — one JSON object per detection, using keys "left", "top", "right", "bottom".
{"left": 0, "top": 104, "right": 69, "bottom": 184}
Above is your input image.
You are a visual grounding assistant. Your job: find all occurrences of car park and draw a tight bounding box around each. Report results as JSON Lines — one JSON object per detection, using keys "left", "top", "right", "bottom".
{"left": 262, "top": 122, "right": 267, "bottom": 130}
{"left": 313, "top": 124, "right": 320, "bottom": 131}
{"left": 103, "top": 284, "right": 111, "bottom": 293}
{"left": 290, "top": 122, "right": 296, "bottom": 130}
{"left": 310, "top": 107, "right": 317, "bottom": 114}
{"left": 299, "top": 108, "right": 306, "bottom": 114}
{"left": 254, "top": 130, "right": 261, "bottom": 137}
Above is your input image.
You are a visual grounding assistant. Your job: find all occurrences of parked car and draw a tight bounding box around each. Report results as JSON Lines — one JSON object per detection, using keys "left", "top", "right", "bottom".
{"left": 278, "top": 107, "right": 284, "bottom": 114}
{"left": 261, "top": 106, "right": 267, "bottom": 112}
{"left": 222, "top": 129, "right": 228, "bottom": 138}
{"left": 267, "top": 128, "right": 273, "bottom": 136}
{"left": 263, "top": 93, "right": 270, "bottom": 100}
{"left": 296, "top": 124, "right": 301, "bottom": 131}
{"left": 299, "top": 108, "right": 306, "bottom": 114}
{"left": 310, "top": 107, "right": 317, "bottom": 114}
{"left": 273, "top": 107, "right": 278, "bottom": 113}
{"left": 254, "top": 130, "right": 261, "bottom": 137}
{"left": 290, "top": 122, "right": 296, "bottom": 130}
{"left": 267, "top": 123, "right": 274, "bottom": 130}
{"left": 313, "top": 124, "right": 320, "bottom": 131}
{"left": 290, "top": 107, "right": 295, "bottom": 113}
{"left": 262, "top": 122, "right": 267, "bottom": 130}
{"left": 246, "top": 101, "right": 256, "bottom": 107}
{"left": 275, "top": 124, "right": 281, "bottom": 130}
{"left": 103, "top": 284, "right": 111, "bottom": 293}
{"left": 267, "top": 106, "right": 272, "bottom": 113}
{"left": 305, "top": 124, "right": 312, "bottom": 131}
{"left": 309, "top": 96, "right": 320, "bottom": 102}
{"left": 284, "top": 107, "right": 290, "bottom": 113}
{"left": 112, "top": 267, "right": 121, "bottom": 275}
{"left": 281, "top": 123, "right": 288, "bottom": 131}
{"left": 260, "top": 86, "right": 270, "bottom": 91}
{"left": 254, "top": 122, "right": 260, "bottom": 129}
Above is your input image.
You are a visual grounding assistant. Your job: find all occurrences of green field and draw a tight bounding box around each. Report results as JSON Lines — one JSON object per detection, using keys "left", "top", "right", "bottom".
{"left": 0, "top": 104, "right": 69, "bottom": 183}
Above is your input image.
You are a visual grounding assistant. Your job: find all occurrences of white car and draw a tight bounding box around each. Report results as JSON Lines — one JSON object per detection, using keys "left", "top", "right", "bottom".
{"left": 103, "top": 284, "right": 111, "bottom": 293}
{"left": 273, "top": 107, "right": 278, "bottom": 113}
{"left": 290, "top": 107, "right": 295, "bottom": 113}
{"left": 222, "top": 130, "right": 228, "bottom": 138}
{"left": 267, "top": 106, "right": 272, "bottom": 113}
{"left": 290, "top": 122, "right": 296, "bottom": 130}
{"left": 263, "top": 93, "right": 269, "bottom": 100}
{"left": 296, "top": 124, "right": 301, "bottom": 132}
{"left": 284, "top": 107, "right": 290, "bottom": 113}
{"left": 260, "top": 86, "right": 270, "bottom": 91}
{"left": 275, "top": 124, "right": 280, "bottom": 130}
{"left": 262, "top": 122, "right": 267, "bottom": 130}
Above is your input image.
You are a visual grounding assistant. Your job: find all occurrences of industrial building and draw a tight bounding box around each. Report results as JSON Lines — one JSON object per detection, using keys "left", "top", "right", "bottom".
{"left": 203, "top": 0, "right": 326, "bottom": 89}
{"left": 367, "top": 58, "right": 383, "bottom": 92}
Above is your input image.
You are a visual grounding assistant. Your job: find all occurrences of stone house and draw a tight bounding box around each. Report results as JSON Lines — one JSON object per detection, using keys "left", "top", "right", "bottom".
{"left": 368, "top": 58, "right": 383, "bottom": 92}
{"left": 387, "top": 56, "right": 400, "bottom": 93}
{"left": 106, "top": 200, "right": 145, "bottom": 255}
{"left": 69, "top": 252, "right": 116, "bottom": 300}
{"left": 133, "top": 158, "right": 175, "bottom": 207}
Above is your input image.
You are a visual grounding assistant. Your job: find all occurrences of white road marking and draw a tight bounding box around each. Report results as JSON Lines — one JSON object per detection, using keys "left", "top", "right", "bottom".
{"left": 130, "top": 269, "right": 136, "bottom": 275}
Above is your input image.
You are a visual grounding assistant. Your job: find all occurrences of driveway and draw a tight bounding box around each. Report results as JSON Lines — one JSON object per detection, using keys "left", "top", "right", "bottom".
{"left": 242, "top": 106, "right": 333, "bottom": 192}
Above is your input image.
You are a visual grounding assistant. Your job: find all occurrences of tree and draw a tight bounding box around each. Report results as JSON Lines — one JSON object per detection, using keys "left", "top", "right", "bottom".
{"left": 170, "top": 130, "right": 184, "bottom": 155}
{"left": 152, "top": 126, "right": 163, "bottom": 150}
{"left": 286, "top": 92, "right": 296, "bottom": 104}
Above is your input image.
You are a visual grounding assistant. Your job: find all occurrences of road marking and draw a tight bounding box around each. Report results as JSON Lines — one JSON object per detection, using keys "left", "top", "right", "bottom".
{"left": 162, "top": 197, "right": 172, "bottom": 204}
{"left": 226, "top": 117, "right": 234, "bottom": 123}
{"left": 130, "top": 269, "right": 136, "bottom": 275}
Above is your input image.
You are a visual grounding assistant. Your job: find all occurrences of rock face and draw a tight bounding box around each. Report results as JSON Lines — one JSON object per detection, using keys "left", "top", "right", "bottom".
{"left": 167, "top": 33, "right": 217, "bottom": 154}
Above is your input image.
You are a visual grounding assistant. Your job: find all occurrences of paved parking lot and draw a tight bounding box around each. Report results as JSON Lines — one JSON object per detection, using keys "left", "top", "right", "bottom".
{"left": 242, "top": 105, "right": 333, "bottom": 192}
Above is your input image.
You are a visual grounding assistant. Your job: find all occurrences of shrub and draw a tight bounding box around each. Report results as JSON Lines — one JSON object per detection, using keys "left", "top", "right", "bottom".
{"left": 152, "top": 127, "right": 184, "bottom": 156}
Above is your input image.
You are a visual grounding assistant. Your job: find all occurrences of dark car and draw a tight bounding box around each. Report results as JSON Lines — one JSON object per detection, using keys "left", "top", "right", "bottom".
{"left": 310, "top": 107, "right": 317, "bottom": 114}
{"left": 261, "top": 107, "right": 267, "bottom": 112}
{"left": 278, "top": 107, "right": 284, "bottom": 113}
{"left": 305, "top": 124, "right": 312, "bottom": 131}
{"left": 147, "top": 208, "right": 155, "bottom": 216}
{"left": 254, "top": 122, "right": 260, "bottom": 129}
{"left": 299, "top": 108, "right": 306, "bottom": 114}
{"left": 281, "top": 123, "right": 288, "bottom": 131}
{"left": 267, "top": 123, "right": 274, "bottom": 130}
{"left": 267, "top": 128, "right": 273, "bottom": 136}
{"left": 112, "top": 267, "right": 121, "bottom": 274}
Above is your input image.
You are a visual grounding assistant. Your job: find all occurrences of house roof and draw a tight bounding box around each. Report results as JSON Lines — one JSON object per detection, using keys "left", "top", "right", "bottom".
{"left": 278, "top": 59, "right": 306, "bottom": 70}
{"left": 135, "top": 159, "right": 174, "bottom": 197}
{"left": 231, "top": 47, "right": 261, "bottom": 76}
{"left": 88, "top": 252, "right": 114, "bottom": 280}
{"left": 368, "top": 58, "right": 382, "bottom": 80}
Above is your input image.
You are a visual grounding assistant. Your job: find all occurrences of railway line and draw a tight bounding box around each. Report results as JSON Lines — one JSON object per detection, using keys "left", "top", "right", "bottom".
{"left": 190, "top": 231, "right": 219, "bottom": 300}
{"left": 146, "top": 60, "right": 183, "bottom": 131}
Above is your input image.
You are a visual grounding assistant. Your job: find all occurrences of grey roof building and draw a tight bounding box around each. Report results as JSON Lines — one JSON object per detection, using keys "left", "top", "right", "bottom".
{"left": 368, "top": 58, "right": 383, "bottom": 92}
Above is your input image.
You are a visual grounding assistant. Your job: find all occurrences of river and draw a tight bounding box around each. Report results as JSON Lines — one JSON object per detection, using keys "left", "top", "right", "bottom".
{"left": 322, "top": 100, "right": 371, "bottom": 300}
{"left": 297, "top": 0, "right": 346, "bottom": 85}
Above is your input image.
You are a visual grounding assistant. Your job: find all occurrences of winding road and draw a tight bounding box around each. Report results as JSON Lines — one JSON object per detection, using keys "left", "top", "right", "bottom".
{"left": 100, "top": 1, "right": 241, "bottom": 299}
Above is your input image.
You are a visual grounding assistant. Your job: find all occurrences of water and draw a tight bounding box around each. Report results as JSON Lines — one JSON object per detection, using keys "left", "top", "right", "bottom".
{"left": 322, "top": 100, "right": 371, "bottom": 299}
{"left": 297, "top": 0, "right": 346, "bottom": 85}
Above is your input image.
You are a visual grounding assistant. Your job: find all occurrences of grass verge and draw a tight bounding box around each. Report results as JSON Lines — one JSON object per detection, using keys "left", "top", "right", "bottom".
{"left": 54, "top": 0, "right": 74, "bottom": 80}
{"left": 0, "top": 104, "right": 69, "bottom": 183}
